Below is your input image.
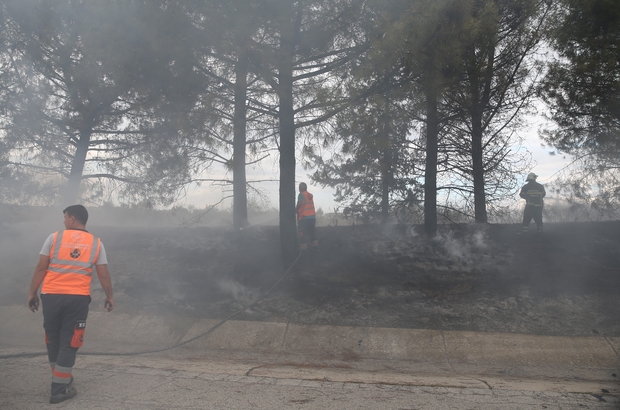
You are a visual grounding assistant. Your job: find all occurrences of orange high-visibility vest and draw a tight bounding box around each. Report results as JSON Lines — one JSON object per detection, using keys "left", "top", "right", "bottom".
{"left": 41, "top": 229, "right": 101, "bottom": 296}
{"left": 297, "top": 191, "right": 316, "bottom": 220}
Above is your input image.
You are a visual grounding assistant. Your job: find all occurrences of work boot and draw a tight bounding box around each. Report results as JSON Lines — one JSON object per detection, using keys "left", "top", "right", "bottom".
{"left": 50, "top": 385, "right": 77, "bottom": 404}
{"left": 517, "top": 227, "right": 528, "bottom": 235}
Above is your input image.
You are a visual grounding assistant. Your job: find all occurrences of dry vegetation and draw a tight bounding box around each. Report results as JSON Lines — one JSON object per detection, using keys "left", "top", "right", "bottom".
{"left": 2, "top": 205, "right": 619, "bottom": 338}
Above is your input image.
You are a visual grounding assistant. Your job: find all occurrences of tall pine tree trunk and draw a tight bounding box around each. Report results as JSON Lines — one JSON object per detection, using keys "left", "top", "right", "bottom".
{"left": 471, "top": 109, "right": 487, "bottom": 223}
{"left": 278, "top": 2, "right": 298, "bottom": 264}
{"left": 233, "top": 51, "right": 249, "bottom": 229}
{"left": 468, "top": 55, "right": 487, "bottom": 223}
{"left": 380, "top": 146, "right": 391, "bottom": 223}
{"left": 424, "top": 92, "right": 438, "bottom": 236}
{"left": 467, "top": 41, "right": 495, "bottom": 224}
{"left": 379, "top": 107, "right": 392, "bottom": 223}
{"left": 63, "top": 127, "right": 91, "bottom": 205}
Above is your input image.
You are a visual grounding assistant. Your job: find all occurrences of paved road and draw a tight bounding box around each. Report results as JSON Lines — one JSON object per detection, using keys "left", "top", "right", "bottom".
{"left": 1, "top": 304, "right": 619, "bottom": 409}
{"left": 1, "top": 354, "right": 618, "bottom": 409}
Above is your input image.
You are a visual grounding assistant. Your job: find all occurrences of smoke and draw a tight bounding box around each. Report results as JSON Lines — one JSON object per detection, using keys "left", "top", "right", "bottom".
{"left": 216, "top": 278, "right": 260, "bottom": 306}
{"left": 439, "top": 227, "right": 489, "bottom": 267}
{"left": 444, "top": 230, "right": 487, "bottom": 255}
{"left": 0, "top": 206, "right": 63, "bottom": 303}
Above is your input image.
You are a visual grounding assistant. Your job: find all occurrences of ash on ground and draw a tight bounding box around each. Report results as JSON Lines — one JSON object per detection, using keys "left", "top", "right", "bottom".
{"left": 2, "top": 221, "right": 619, "bottom": 338}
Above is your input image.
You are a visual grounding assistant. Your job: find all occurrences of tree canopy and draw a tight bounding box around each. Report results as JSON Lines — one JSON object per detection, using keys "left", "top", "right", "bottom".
{"left": 1, "top": 0, "right": 618, "bottom": 252}
{"left": 542, "top": 0, "right": 620, "bottom": 156}
{"left": 541, "top": 0, "right": 620, "bottom": 214}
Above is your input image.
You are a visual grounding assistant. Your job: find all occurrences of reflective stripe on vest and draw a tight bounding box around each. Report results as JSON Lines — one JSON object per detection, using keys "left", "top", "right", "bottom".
{"left": 298, "top": 191, "right": 316, "bottom": 220}
{"left": 524, "top": 190, "right": 544, "bottom": 207}
{"left": 41, "top": 230, "right": 100, "bottom": 295}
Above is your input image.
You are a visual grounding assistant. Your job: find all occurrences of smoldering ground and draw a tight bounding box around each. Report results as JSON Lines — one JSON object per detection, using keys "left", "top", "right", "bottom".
{"left": 1, "top": 206, "right": 620, "bottom": 339}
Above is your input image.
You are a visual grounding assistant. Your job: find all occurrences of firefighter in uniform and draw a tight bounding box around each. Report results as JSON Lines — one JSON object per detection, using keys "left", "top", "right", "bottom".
{"left": 519, "top": 172, "right": 546, "bottom": 234}
{"left": 27, "top": 205, "right": 114, "bottom": 404}
{"left": 296, "top": 182, "right": 318, "bottom": 250}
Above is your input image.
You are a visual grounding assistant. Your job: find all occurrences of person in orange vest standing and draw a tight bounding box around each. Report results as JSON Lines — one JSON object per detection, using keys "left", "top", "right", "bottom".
{"left": 296, "top": 182, "right": 318, "bottom": 250}
{"left": 27, "top": 205, "right": 114, "bottom": 404}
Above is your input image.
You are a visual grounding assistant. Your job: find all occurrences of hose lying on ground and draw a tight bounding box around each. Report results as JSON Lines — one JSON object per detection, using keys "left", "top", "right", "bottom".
{"left": 0, "top": 251, "right": 303, "bottom": 360}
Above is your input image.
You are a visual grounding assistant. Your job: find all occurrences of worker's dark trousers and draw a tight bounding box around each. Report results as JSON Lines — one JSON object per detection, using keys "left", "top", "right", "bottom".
{"left": 298, "top": 217, "right": 317, "bottom": 247}
{"left": 522, "top": 205, "right": 543, "bottom": 229}
{"left": 41, "top": 294, "right": 90, "bottom": 395}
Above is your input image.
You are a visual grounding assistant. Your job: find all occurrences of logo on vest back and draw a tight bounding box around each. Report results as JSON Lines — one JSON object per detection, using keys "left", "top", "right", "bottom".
{"left": 70, "top": 249, "right": 81, "bottom": 259}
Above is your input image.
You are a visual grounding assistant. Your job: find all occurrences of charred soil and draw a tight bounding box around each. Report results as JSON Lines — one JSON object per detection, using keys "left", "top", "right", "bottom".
{"left": 3, "top": 221, "right": 620, "bottom": 338}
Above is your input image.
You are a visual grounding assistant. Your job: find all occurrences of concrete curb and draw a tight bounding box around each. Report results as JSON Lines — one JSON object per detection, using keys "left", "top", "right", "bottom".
{"left": 1, "top": 305, "right": 618, "bottom": 371}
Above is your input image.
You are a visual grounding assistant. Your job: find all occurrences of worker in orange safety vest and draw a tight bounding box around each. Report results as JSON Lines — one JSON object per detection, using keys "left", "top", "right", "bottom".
{"left": 27, "top": 205, "right": 114, "bottom": 404}
{"left": 296, "top": 182, "right": 318, "bottom": 250}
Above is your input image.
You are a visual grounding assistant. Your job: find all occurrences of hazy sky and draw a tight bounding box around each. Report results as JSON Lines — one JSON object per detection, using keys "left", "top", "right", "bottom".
{"left": 180, "top": 114, "right": 570, "bottom": 213}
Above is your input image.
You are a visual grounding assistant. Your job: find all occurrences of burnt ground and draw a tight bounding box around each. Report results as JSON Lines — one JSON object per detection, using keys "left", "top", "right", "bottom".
{"left": 2, "top": 221, "right": 620, "bottom": 338}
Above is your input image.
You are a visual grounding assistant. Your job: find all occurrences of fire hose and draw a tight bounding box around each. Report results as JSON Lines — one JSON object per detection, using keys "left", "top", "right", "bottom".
{"left": 0, "top": 251, "right": 303, "bottom": 360}
{"left": 4, "top": 229, "right": 617, "bottom": 361}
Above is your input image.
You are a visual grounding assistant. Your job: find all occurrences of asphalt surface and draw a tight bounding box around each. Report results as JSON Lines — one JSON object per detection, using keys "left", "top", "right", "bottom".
{"left": 1, "top": 219, "right": 620, "bottom": 408}
{"left": 0, "top": 306, "right": 618, "bottom": 408}
{"left": 2, "top": 355, "right": 618, "bottom": 409}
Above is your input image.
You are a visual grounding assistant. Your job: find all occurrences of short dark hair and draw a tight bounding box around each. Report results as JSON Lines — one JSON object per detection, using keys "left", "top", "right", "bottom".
{"left": 63, "top": 205, "right": 88, "bottom": 225}
{"left": 299, "top": 182, "right": 307, "bottom": 191}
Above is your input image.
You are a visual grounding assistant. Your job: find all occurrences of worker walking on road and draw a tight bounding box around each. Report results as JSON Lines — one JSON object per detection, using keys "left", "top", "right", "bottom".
{"left": 519, "top": 173, "right": 546, "bottom": 234}
{"left": 296, "top": 182, "right": 318, "bottom": 250}
{"left": 27, "top": 205, "right": 114, "bottom": 404}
